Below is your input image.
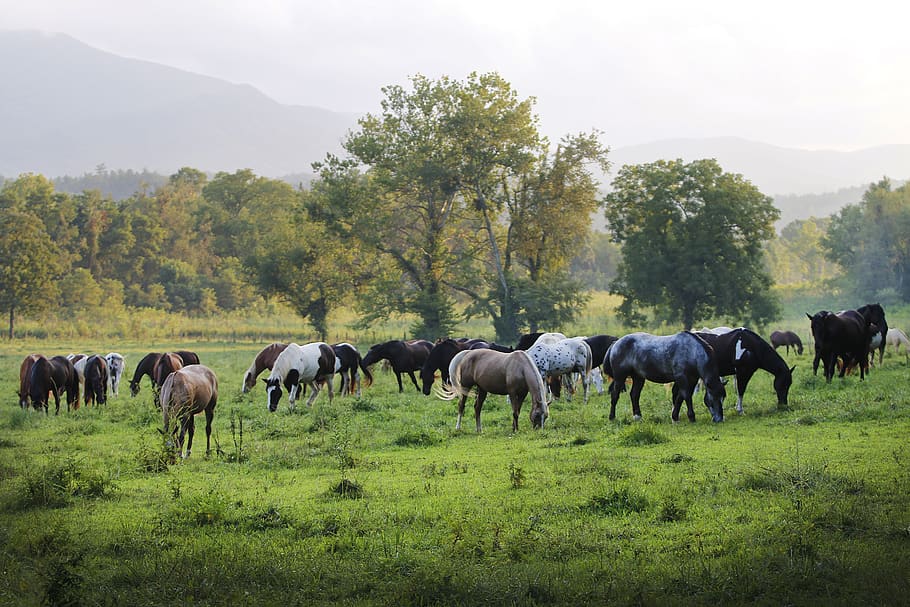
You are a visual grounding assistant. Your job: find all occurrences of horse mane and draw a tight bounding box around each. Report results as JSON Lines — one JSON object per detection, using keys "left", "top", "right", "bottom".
{"left": 684, "top": 330, "right": 714, "bottom": 356}
{"left": 516, "top": 350, "right": 550, "bottom": 409}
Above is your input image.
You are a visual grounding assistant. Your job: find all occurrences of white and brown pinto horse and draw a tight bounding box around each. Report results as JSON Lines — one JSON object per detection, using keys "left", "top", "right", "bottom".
{"left": 241, "top": 342, "right": 289, "bottom": 393}
{"left": 607, "top": 331, "right": 726, "bottom": 423}
{"left": 160, "top": 364, "right": 218, "bottom": 459}
{"left": 264, "top": 342, "right": 336, "bottom": 412}
{"left": 436, "top": 349, "right": 549, "bottom": 432}
{"left": 526, "top": 334, "right": 593, "bottom": 404}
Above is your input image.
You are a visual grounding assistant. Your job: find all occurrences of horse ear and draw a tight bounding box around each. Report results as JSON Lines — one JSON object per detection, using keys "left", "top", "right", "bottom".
{"left": 261, "top": 378, "right": 268, "bottom": 385}
{"left": 789, "top": 365, "right": 796, "bottom": 374}
{"left": 806, "top": 313, "right": 812, "bottom": 320}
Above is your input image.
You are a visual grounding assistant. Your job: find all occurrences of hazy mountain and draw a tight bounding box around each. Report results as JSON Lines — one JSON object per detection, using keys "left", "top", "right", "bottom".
{"left": 0, "top": 30, "right": 357, "bottom": 178}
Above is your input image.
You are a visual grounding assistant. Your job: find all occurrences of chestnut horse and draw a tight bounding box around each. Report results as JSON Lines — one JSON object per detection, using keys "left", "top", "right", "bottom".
{"left": 28, "top": 355, "right": 79, "bottom": 415}
{"left": 435, "top": 349, "right": 549, "bottom": 433}
{"left": 130, "top": 351, "right": 200, "bottom": 397}
{"left": 160, "top": 364, "right": 218, "bottom": 459}
{"left": 241, "top": 343, "right": 289, "bottom": 393}
{"left": 17, "top": 354, "right": 41, "bottom": 409}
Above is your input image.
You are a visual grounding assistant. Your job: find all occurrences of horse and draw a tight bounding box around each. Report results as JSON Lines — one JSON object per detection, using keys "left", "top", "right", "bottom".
{"left": 160, "top": 364, "right": 218, "bottom": 459}
{"left": 67, "top": 353, "right": 88, "bottom": 407}
{"left": 695, "top": 328, "right": 794, "bottom": 413}
{"left": 526, "top": 336, "right": 593, "bottom": 403}
{"left": 83, "top": 354, "right": 109, "bottom": 407}
{"left": 17, "top": 354, "right": 41, "bottom": 409}
{"left": 807, "top": 310, "right": 869, "bottom": 382}
{"left": 331, "top": 342, "right": 372, "bottom": 396}
{"left": 361, "top": 339, "right": 433, "bottom": 393}
{"left": 886, "top": 328, "right": 910, "bottom": 363}
{"left": 241, "top": 343, "right": 289, "bottom": 393}
{"left": 435, "top": 349, "right": 549, "bottom": 432}
{"left": 264, "top": 342, "right": 336, "bottom": 411}
{"left": 154, "top": 353, "right": 185, "bottom": 391}
{"left": 420, "top": 338, "right": 470, "bottom": 395}
{"left": 584, "top": 335, "right": 619, "bottom": 369}
{"left": 515, "top": 332, "right": 545, "bottom": 351}
{"left": 105, "top": 352, "right": 125, "bottom": 396}
{"left": 130, "top": 351, "right": 200, "bottom": 397}
{"left": 770, "top": 330, "right": 803, "bottom": 355}
{"left": 28, "top": 355, "right": 79, "bottom": 415}
{"left": 607, "top": 332, "right": 726, "bottom": 423}
{"left": 857, "top": 303, "right": 888, "bottom": 366}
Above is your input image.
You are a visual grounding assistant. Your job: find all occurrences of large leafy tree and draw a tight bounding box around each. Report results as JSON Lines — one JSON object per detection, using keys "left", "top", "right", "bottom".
{"left": 604, "top": 158, "right": 781, "bottom": 330}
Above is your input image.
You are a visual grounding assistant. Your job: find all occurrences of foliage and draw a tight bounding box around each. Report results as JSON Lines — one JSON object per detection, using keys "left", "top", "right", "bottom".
{"left": 604, "top": 158, "right": 782, "bottom": 329}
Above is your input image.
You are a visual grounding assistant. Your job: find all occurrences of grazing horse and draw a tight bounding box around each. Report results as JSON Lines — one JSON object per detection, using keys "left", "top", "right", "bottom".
{"left": 154, "top": 353, "right": 184, "bottom": 391}
{"left": 160, "top": 364, "right": 218, "bottom": 459}
{"left": 857, "top": 303, "right": 888, "bottom": 366}
{"left": 83, "top": 355, "right": 109, "bottom": 407}
{"left": 17, "top": 354, "right": 41, "bottom": 409}
{"left": 770, "top": 330, "right": 803, "bottom": 356}
{"left": 105, "top": 352, "right": 125, "bottom": 396}
{"left": 696, "top": 328, "right": 794, "bottom": 413}
{"left": 608, "top": 332, "right": 726, "bottom": 423}
{"left": 886, "top": 328, "right": 910, "bottom": 363}
{"left": 264, "top": 342, "right": 336, "bottom": 411}
{"left": 526, "top": 336, "right": 593, "bottom": 403}
{"left": 241, "top": 343, "right": 289, "bottom": 393}
{"left": 130, "top": 351, "right": 200, "bottom": 397}
{"left": 362, "top": 339, "right": 433, "bottom": 393}
{"left": 584, "top": 335, "right": 619, "bottom": 369}
{"left": 420, "top": 338, "right": 470, "bottom": 396}
{"left": 808, "top": 310, "right": 869, "bottom": 382}
{"left": 28, "top": 355, "right": 79, "bottom": 415}
{"left": 67, "top": 354, "right": 88, "bottom": 407}
{"left": 331, "top": 342, "right": 373, "bottom": 396}
{"left": 515, "top": 332, "right": 545, "bottom": 350}
{"left": 436, "top": 349, "right": 549, "bottom": 432}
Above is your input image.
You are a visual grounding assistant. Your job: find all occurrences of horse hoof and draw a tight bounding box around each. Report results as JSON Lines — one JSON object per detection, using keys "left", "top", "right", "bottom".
{"left": 632, "top": 414, "right": 642, "bottom": 421}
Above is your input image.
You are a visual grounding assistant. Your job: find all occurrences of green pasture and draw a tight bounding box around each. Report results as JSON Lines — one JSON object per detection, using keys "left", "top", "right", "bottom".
{"left": 1, "top": 332, "right": 909, "bottom": 606}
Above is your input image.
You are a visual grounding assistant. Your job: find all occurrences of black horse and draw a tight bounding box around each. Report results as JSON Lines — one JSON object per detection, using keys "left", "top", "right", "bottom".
{"left": 857, "top": 303, "right": 887, "bottom": 366}
{"left": 696, "top": 328, "right": 795, "bottom": 413}
{"left": 331, "top": 342, "right": 373, "bottom": 396}
{"left": 516, "top": 332, "right": 545, "bottom": 351}
{"left": 770, "top": 330, "right": 803, "bottom": 356}
{"left": 420, "top": 339, "right": 469, "bottom": 395}
{"left": 808, "top": 310, "right": 869, "bottom": 382}
{"left": 362, "top": 339, "right": 433, "bottom": 393}
{"left": 28, "top": 355, "right": 79, "bottom": 415}
{"left": 130, "top": 350, "right": 200, "bottom": 397}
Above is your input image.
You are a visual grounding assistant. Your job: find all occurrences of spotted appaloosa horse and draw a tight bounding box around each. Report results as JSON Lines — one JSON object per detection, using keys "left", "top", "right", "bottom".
{"left": 160, "top": 364, "right": 218, "bottom": 459}
{"left": 607, "top": 331, "right": 726, "bottom": 423}
{"left": 525, "top": 336, "right": 593, "bottom": 403}
{"left": 435, "top": 348, "right": 549, "bottom": 432}
{"left": 264, "top": 342, "right": 336, "bottom": 411}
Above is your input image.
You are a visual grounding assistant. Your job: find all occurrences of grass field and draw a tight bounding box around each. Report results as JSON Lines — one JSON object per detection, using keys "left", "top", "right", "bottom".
{"left": 1, "top": 298, "right": 909, "bottom": 605}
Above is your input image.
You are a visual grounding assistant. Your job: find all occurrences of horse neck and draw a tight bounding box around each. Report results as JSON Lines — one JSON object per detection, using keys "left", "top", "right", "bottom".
{"left": 519, "top": 351, "right": 548, "bottom": 413}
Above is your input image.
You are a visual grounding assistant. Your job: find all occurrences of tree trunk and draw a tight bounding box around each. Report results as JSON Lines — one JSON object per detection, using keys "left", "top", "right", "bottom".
{"left": 478, "top": 192, "right": 519, "bottom": 343}
{"left": 8, "top": 307, "right": 13, "bottom": 340}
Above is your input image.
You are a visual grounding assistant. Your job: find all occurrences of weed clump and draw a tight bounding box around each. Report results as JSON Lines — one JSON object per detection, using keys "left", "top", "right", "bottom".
{"left": 587, "top": 485, "right": 650, "bottom": 515}
{"left": 394, "top": 429, "right": 442, "bottom": 447}
{"left": 617, "top": 425, "right": 669, "bottom": 446}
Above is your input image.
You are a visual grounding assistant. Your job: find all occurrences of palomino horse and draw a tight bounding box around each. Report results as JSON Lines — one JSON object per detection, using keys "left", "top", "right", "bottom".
{"left": 435, "top": 349, "right": 549, "bottom": 432}
{"left": 607, "top": 332, "right": 726, "bottom": 423}
{"left": 241, "top": 343, "right": 289, "bottom": 393}
{"left": 130, "top": 351, "right": 200, "bottom": 397}
{"left": 28, "top": 355, "right": 79, "bottom": 415}
{"left": 526, "top": 336, "right": 593, "bottom": 403}
{"left": 362, "top": 339, "right": 433, "bottom": 393}
{"left": 83, "top": 355, "right": 109, "bottom": 407}
{"left": 160, "top": 364, "right": 218, "bottom": 459}
{"left": 886, "top": 328, "right": 910, "bottom": 363}
{"left": 264, "top": 342, "right": 336, "bottom": 411}
{"left": 17, "top": 354, "right": 41, "bottom": 409}
{"left": 105, "top": 352, "right": 125, "bottom": 396}
{"left": 770, "top": 330, "right": 803, "bottom": 355}
{"left": 696, "top": 328, "right": 794, "bottom": 414}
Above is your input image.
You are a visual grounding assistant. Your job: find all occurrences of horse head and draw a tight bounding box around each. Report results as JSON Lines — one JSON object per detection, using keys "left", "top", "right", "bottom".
{"left": 129, "top": 380, "right": 141, "bottom": 397}
{"left": 774, "top": 365, "right": 796, "bottom": 405}
{"left": 263, "top": 377, "right": 282, "bottom": 412}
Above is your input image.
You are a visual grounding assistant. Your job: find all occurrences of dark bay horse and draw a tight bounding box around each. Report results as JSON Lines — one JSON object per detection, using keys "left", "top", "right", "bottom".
{"left": 362, "top": 339, "right": 433, "bottom": 393}
{"left": 607, "top": 332, "right": 726, "bottom": 423}
{"left": 808, "top": 310, "right": 870, "bottom": 382}
{"left": 770, "top": 330, "right": 803, "bottom": 356}
{"left": 83, "top": 354, "right": 109, "bottom": 407}
{"left": 420, "top": 338, "right": 470, "bottom": 395}
{"left": 130, "top": 351, "right": 200, "bottom": 397}
{"left": 160, "top": 364, "right": 218, "bottom": 459}
{"left": 435, "top": 349, "right": 549, "bottom": 432}
{"left": 857, "top": 303, "right": 887, "bottom": 366}
{"left": 17, "top": 354, "right": 41, "bottom": 409}
{"left": 28, "top": 355, "right": 79, "bottom": 415}
{"left": 696, "top": 328, "right": 794, "bottom": 413}
{"left": 241, "top": 343, "right": 289, "bottom": 393}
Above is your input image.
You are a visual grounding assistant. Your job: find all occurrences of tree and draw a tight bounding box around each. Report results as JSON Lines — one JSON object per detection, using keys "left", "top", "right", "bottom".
{"left": 604, "top": 158, "right": 781, "bottom": 330}
{"left": 0, "top": 208, "right": 66, "bottom": 338}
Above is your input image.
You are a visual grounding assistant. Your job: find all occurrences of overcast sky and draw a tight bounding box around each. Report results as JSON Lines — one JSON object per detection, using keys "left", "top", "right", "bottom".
{"left": 5, "top": 0, "right": 909, "bottom": 151}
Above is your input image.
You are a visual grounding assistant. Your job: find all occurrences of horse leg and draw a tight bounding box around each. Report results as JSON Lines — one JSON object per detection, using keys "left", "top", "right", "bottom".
{"left": 670, "top": 383, "right": 682, "bottom": 422}
{"left": 608, "top": 379, "right": 622, "bottom": 420}
{"left": 395, "top": 372, "right": 404, "bottom": 393}
{"left": 473, "top": 390, "right": 488, "bottom": 433}
{"left": 735, "top": 370, "right": 755, "bottom": 414}
{"left": 184, "top": 416, "right": 196, "bottom": 458}
{"left": 407, "top": 371, "right": 420, "bottom": 392}
{"left": 455, "top": 394, "right": 468, "bottom": 430}
{"left": 629, "top": 377, "right": 645, "bottom": 420}
{"left": 205, "top": 407, "right": 214, "bottom": 457}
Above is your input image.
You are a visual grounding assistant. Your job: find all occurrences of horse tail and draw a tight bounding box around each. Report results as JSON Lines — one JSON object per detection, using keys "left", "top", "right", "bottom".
{"left": 434, "top": 350, "right": 470, "bottom": 401}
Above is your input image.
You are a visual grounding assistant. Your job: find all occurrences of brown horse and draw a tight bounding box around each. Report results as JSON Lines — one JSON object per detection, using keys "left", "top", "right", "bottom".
{"left": 83, "top": 355, "right": 109, "bottom": 407}
{"left": 435, "top": 349, "right": 549, "bottom": 433}
{"left": 160, "top": 364, "right": 218, "bottom": 459}
{"left": 130, "top": 350, "right": 200, "bottom": 397}
{"left": 28, "top": 355, "right": 79, "bottom": 415}
{"left": 241, "top": 342, "right": 288, "bottom": 393}
{"left": 17, "top": 354, "right": 41, "bottom": 409}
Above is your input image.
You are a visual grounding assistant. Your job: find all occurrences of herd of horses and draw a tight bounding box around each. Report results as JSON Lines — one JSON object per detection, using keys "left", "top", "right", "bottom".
{"left": 13, "top": 302, "right": 910, "bottom": 455}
